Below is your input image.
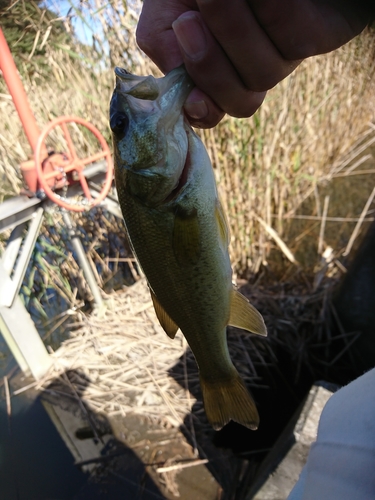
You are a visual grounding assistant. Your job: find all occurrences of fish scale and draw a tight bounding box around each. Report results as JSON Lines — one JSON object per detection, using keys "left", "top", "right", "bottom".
{"left": 116, "top": 130, "right": 231, "bottom": 375}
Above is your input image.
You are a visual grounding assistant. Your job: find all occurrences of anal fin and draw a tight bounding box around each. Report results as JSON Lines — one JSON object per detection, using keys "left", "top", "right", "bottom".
{"left": 150, "top": 288, "right": 179, "bottom": 339}
{"left": 229, "top": 289, "right": 267, "bottom": 336}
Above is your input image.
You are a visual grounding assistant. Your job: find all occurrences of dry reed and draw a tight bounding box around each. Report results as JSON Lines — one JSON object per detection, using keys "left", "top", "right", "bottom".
{"left": 1, "top": 1, "right": 375, "bottom": 278}
{"left": 29, "top": 278, "right": 264, "bottom": 431}
{"left": 201, "top": 31, "right": 375, "bottom": 273}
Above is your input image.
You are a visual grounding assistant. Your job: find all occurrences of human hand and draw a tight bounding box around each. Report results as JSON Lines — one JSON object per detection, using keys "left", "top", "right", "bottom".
{"left": 137, "top": 0, "right": 374, "bottom": 128}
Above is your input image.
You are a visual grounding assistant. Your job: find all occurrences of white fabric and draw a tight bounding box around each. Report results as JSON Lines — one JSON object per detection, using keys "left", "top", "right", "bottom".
{"left": 288, "top": 368, "right": 375, "bottom": 500}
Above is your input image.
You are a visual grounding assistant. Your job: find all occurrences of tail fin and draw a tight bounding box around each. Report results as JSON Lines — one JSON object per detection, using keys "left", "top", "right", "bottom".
{"left": 200, "top": 372, "right": 259, "bottom": 431}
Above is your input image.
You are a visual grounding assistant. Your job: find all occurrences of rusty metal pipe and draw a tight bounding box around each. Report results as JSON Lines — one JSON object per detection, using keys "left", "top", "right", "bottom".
{"left": 0, "top": 27, "right": 42, "bottom": 154}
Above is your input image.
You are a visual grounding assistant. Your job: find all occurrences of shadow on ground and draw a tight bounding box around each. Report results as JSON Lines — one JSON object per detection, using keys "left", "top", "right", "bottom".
{"left": 2, "top": 221, "right": 375, "bottom": 500}
{"left": 0, "top": 370, "right": 164, "bottom": 500}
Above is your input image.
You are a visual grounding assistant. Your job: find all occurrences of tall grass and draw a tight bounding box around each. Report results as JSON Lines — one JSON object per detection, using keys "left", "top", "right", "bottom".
{"left": 1, "top": 0, "right": 375, "bottom": 280}
{"left": 202, "top": 32, "right": 375, "bottom": 273}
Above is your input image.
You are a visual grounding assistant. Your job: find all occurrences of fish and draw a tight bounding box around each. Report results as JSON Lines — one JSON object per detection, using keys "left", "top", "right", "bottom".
{"left": 110, "top": 65, "right": 267, "bottom": 430}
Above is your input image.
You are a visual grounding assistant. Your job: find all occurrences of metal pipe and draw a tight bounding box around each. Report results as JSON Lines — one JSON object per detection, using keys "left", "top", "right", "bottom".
{"left": 61, "top": 211, "right": 104, "bottom": 309}
{"left": 0, "top": 27, "right": 43, "bottom": 155}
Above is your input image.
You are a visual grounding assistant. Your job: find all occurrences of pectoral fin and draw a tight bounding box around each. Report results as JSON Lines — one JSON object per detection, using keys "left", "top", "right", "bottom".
{"left": 173, "top": 207, "right": 200, "bottom": 266}
{"left": 215, "top": 199, "right": 230, "bottom": 248}
{"left": 229, "top": 289, "right": 267, "bottom": 336}
{"left": 150, "top": 289, "right": 179, "bottom": 339}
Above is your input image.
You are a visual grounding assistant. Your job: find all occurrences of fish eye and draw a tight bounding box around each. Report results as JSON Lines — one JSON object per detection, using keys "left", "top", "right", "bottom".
{"left": 110, "top": 112, "right": 129, "bottom": 140}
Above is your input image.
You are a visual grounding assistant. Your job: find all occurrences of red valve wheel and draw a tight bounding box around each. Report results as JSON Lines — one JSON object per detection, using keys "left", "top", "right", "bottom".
{"left": 35, "top": 116, "right": 113, "bottom": 212}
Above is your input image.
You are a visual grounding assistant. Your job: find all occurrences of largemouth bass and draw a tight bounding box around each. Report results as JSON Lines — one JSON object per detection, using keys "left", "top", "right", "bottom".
{"left": 110, "top": 66, "right": 267, "bottom": 430}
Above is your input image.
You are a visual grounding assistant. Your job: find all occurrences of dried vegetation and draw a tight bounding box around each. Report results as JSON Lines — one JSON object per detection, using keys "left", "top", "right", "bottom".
{"left": 1, "top": 1, "right": 375, "bottom": 277}
{"left": 2, "top": 3, "right": 375, "bottom": 494}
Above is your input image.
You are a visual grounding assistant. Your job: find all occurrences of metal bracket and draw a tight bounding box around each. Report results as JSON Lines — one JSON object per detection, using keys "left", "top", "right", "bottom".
{"left": 0, "top": 162, "right": 123, "bottom": 379}
{"left": 0, "top": 207, "right": 44, "bottom": 307}
{"left": 0, "top": 195, "right": 42, "bottom": 233}
{"left": 0, "top": 206, "right": 52, "bottom": 378}
{"left": 0, "top": 261, "right": 52, "bottom": 379}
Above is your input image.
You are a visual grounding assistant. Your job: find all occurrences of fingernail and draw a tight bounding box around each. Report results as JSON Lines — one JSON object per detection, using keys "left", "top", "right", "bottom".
{"left": 184, "top": 99, "right": 208, "bottom": 120}
{"left": 172, "top": 12, "right": 207, "bottom": 60}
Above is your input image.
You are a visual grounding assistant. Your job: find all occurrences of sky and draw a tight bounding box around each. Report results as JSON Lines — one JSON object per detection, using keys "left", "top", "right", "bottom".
{"left": 41, "top": 0, "right": 104, "bottom": 46}
{"left": 42, "top": 0, "right": 141, "bottom": 45}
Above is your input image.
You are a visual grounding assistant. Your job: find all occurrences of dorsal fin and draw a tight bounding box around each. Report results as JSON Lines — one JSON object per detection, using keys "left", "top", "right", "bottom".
{"left": 229, "top": 289, "right": 267, "bottom": 336}
{"left": 150, "top": 288, "right": 179, "bottom": 339}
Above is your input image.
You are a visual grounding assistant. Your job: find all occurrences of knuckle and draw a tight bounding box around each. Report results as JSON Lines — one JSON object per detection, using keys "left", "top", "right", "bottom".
{"left": 135, "top": 25, "right": 152, "bottom": 55}
{"left": 245, "top": 60, "right": 300, "bottom": 92}
{"left": 226, "top": 92, "right": 266, "bottom": 118}
{"left": 246, "top": 70, "right": 285, "bottom": 93}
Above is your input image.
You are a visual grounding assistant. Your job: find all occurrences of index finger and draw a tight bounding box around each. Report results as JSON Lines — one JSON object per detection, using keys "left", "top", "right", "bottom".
{"left": 136, "top": 0, "right": 192, "bottom": 72}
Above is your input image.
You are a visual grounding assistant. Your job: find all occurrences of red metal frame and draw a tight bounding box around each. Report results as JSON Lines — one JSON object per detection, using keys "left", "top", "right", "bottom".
{"left": 0, "top": 28, "right": 45, "bottom": 156}
{"left": 35, "top": 116, "right": 113, "bottom": 212}
{"left": 0, "top": 27, "right": 113, "bottom": 210}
